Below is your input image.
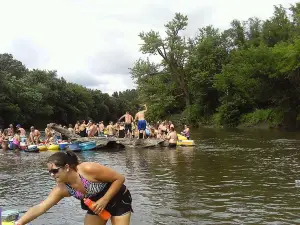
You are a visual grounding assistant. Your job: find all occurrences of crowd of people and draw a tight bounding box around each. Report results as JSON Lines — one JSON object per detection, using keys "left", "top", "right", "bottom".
{"left": 0, "top": 105, "right": 191, "bottom": 150}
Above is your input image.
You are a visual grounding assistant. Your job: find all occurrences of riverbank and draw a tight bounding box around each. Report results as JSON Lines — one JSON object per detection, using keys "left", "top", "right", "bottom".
{"left": 169, "top": 108, "right": 300, "bottom": 131}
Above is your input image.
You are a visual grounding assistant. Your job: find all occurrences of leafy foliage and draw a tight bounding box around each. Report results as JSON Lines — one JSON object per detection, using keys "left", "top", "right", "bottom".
{"left": 131, "top": 3, "right": 300, "bottom": 129}
{"left": 0, "top": 54, "right": 139, "bottom": 128}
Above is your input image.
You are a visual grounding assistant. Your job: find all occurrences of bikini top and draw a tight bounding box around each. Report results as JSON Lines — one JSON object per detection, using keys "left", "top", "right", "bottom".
{"left": 65, "top": 173, "right": 109, "bottom": 200}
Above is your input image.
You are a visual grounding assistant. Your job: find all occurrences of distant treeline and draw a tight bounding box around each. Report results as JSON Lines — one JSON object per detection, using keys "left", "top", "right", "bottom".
{"left": 131, "top": 3, "right": 300, "bottom": 129}
{"left": 0, "top": 53, "right": 139, "bottom": 129}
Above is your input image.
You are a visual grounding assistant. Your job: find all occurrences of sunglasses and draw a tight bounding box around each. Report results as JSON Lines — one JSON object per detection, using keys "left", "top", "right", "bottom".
{"left": 48, "top": 167, "right": 61, "bottom": 175}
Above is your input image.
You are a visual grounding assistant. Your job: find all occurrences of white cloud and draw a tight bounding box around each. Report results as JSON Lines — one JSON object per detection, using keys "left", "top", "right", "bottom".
{"left": 0, "top": 0, "right": 297, "bottom": 94}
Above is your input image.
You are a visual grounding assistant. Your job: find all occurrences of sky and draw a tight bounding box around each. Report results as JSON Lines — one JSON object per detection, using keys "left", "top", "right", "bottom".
{"left": 0, "top": 0, "right": 298, "bottom": 95}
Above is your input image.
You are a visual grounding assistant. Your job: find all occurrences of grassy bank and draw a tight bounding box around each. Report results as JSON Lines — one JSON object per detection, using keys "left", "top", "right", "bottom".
{"left": 167, "top": 108, "right": 300, "bottom": 130}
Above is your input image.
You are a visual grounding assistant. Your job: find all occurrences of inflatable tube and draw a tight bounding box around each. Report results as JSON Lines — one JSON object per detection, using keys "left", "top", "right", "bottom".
{"left": 2, "top": 220, "right": 32, "bottom": 225}
{"left": 79, "top": 141, "right": 96, "bottom": 151}
{"left": 19, "top": 142, "right": 27, "bottom": 150}
{"left": 2, "top": 222, "right": 14, "bottom": 225}
{"left": 37, "top": 145, "right": 47, "bottom": 151}
{"left": 8, "top": 141, "right": 13, "bottom": 150}
{"left": 177, "top": 134, "right": 187, "bottom": 141}
{"left": 176, "top": 140, "right": 195, "bottom": 146}
{"left": 1, "top": 209, "right": 32, "bottom": 225}
{"left": 67, "top": 143, "right": 81, "bottom": 152}
{"left": 1, "top": 209, "right": 19, "bottom": 222}
{"left": 145, "top": 129, "right": 150, "bottom": 136}
{"left": 59, "top": 143, "right": 69, "bottom": 150}
{"left": 28, "top": 145, "right": 38, "bottom": 150}
{"left": 47, "top": 144, "right": 59, "bottom": 151}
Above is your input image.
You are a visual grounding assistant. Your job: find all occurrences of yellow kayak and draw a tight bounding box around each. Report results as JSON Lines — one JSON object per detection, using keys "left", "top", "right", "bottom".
{"left": 177, "top": 140, "right": 195, "bottom": 146}
{"left": 38, "top": 145, "right": 47, "bottom": 151}
{"left": 177, "top": 134, "right": 187, "bottom": 140}
{"left": 47, "top": 144, "right": 59, "bottom": 151}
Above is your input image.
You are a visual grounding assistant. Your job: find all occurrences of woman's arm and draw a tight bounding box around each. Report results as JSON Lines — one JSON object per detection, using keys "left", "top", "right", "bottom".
{"left": 16, "top": 185, "right": 68, "bottom": 225}
{"left": 82, "top": 162, "right": 125, "bottom": 202}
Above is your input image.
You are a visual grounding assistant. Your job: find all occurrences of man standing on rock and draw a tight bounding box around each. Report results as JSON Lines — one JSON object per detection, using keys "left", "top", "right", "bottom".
{"left": 119, "top": 111, "right": 134, "bottom": 138}
{"left": 135, "top": 104, "right": 147, "bottom": 139}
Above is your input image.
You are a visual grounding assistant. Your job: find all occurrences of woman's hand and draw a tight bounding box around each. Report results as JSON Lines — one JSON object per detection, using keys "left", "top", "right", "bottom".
{"left": 92, "top": 198, "right": 109, "bottom": 214}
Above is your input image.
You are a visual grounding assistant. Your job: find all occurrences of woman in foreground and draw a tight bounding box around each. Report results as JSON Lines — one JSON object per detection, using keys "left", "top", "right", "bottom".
{"left": 16, "top": 151, "right": 133, "bottom": 225}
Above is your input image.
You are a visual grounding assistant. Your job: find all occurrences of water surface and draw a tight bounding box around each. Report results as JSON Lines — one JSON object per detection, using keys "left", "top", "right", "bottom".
{"left": 1, "top": 128, "right": 300, "bottom": 224}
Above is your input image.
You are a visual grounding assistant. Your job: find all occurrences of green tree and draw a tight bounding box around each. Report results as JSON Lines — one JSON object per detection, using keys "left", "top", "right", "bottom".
{"left": 0, "top": 54, "right": 139, "bottom": 128}
{"left": 137, "top": 13, "right": 191, "bottom": 108}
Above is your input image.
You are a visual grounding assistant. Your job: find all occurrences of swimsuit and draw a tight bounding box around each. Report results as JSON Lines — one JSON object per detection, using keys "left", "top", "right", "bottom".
{"left": 79, "top": 129, "right": 86, "bottom": 137}
{"left": 12, "top": 137, "right": 20, "bottom": 149}
{"left": 169, "top": 143, "right": 177, "bottom": 148}
{"left": 65, "top": 173, "right": 133, "bottom": 216}
{"left": 137, "top": 120, "right": 146, "bottom": 131}
{"left": 124, "top": 123, "right": 132, "bottom": 133}
{"left": 119, "top": 129, "right": 125, "bottom": 138}
{"left": 185, "top": 131, "right": 190, "bottom": 140}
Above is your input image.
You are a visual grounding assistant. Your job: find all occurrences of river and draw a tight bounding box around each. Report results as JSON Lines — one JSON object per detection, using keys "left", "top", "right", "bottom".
{"left": 1, "top": 128, "right": 300, "bottom": 224}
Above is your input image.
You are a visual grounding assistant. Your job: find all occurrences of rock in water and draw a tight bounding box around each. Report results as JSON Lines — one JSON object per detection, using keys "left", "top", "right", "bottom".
{"left": 49, "top": 123, "right": 166, "bottom": 148}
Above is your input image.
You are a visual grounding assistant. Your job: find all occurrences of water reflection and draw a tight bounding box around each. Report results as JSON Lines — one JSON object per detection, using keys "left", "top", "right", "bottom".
{"left": 1, "top": 128, "right": 300, "bottom": 224}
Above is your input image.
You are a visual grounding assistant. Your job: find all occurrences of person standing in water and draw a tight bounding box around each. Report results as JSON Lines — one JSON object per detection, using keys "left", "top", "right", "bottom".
{"left": 79, "top": 120, "right": 87, "bottom": 137}
{"left": 181, "top": 125, "right": 190, "bottom": 140}
{"left": 1, "top": 129, "right": 9, "bottom": 151}
{"left": 134, "top": 104, "right": 147, "bottom": 139}
{"left": 98, "top": 121, "right": 105, "bottom": 137}
{"left": 166, "top": 127, "right": 178, "bottom": 148}
{"left": 15, "top": 151, "right": 133, "bottom": 225}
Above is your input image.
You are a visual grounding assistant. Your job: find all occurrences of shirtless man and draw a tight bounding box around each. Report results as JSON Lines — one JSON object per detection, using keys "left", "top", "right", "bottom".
{"left": 29, "top": 126, "right": 41, "bottom": 145}
{"left": 169, "top": 121, "right": 175, "bottom": 129}
{"left": 119, "top": 111, "right": 134, "bottom": 138}
{"left": 7, "top": 124, "right": 14, "bottom": 136}
{"left": 45, "top": 124, "right": 53, "bottom": 143}
{"left": 88, "top": 121, "right": 98, "bottom": 137}
{"left": 16, "top": 124, "right": 26, "bottom": 137}
{"left": 68, "top": 124, "right": 75, "bottom": 134}
{"left": 106, "top": 121, "right": 114, "bottom": 137}
{"left": 98, "top": 121, "right": 105, "bottom": 137}
{"left": 79, "top": 120, "right": 87, "bottom": 137}
{"left": 158, "top": 121, "right": 167, "bottom": 135}
{"left": 74, "top": 121, "right": 80, "bottom": 135}
{"left": 166, "top": 127, "right": 178, "bottom": 148}
{"left": 135, "top": 104, "right": 147, "bottom": 139}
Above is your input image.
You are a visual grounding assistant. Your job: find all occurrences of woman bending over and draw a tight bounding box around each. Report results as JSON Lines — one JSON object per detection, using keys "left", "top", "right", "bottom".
{"left": 16, "top": 151, "right": 133, "bottom": 225}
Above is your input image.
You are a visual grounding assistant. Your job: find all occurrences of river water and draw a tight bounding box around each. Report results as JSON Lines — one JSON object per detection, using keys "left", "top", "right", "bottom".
{"left": 1, "top": 128, "right": 300, "bottom": 224}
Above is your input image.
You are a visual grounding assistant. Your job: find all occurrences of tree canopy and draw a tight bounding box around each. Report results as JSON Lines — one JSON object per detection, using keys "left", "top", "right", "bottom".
{"left": 130, "top": 3, "right": 300, "bottom": 129}
{"left": 0, "top": 53, "right": 139, "bottom": 129}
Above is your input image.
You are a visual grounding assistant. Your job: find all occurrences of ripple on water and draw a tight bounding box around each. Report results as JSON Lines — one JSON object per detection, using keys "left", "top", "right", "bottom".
{"left": 1, "top": 131, "right": 300, "bottom": 224}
